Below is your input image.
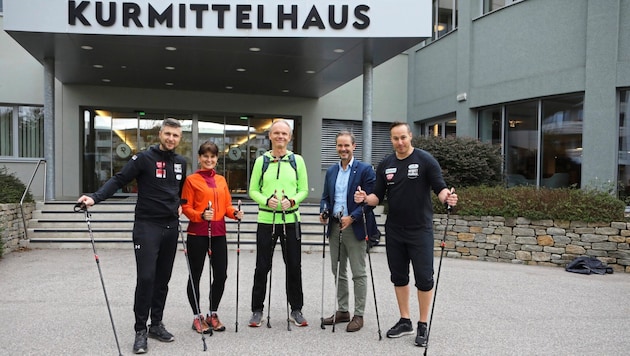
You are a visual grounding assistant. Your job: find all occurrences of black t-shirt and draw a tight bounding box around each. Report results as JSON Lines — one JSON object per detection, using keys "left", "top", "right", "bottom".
{"left": 374, "top": 148, "right": 447, "bottom": 229}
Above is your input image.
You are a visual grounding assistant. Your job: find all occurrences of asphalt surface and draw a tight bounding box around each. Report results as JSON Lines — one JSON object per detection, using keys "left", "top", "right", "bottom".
{"left": 0, "top": 246, "right": 628, "bottom": 356}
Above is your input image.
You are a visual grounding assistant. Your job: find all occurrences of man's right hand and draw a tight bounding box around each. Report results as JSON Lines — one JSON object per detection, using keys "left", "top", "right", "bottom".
{"left": 267, "top": 195, "right": 279, "bottom": 210}
{"left": 77, "top": 195, "right": 95, "bottom": 208}
{"left": 354, "top": 186, "right": 367, "bottom": 204}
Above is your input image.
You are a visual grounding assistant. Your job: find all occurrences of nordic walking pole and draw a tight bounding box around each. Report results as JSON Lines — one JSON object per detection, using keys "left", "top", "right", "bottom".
{"left": 207, "top": 201, "right": 214, "bottom": 331}
{"left": 331, "top": 212, "right": 343, "bottom": 333}
{"left": 74, "top": 203, "right": 123, "bottom": 356}
{"left": 267, "top": 190, "right": 278, "bottom": 328}
{"left": 361, "top": 203, "right": 382, "bottom": 340}
{"left": 178, "top": 221, "right": 210, "bottom": 348}
{"left": 320, "top": 204, "right": 330, "bottom": 330}
{"left": 235, "top": 199, "right": 242, "bottom": 333}
{"left": 424, "top": 202, "right": 452, "bottom": 356}
{"left": 281, "top": 190, "right": 291, "bottom": 332}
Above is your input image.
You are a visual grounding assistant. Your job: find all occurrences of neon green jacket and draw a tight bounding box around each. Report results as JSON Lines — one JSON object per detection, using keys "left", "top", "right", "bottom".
{"left": 248, "top": 151, "right": 309, "bottom": 224}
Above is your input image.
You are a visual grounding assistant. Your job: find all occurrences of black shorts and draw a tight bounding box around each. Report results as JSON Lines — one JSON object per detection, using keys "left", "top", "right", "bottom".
{"left": 385, "top": 224, "right": 434, "bottom": 291}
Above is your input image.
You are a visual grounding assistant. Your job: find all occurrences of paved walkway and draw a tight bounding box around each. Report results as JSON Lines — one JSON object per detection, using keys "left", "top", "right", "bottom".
{"left": 1, "top": 247, "right": 628, "bottom": 356}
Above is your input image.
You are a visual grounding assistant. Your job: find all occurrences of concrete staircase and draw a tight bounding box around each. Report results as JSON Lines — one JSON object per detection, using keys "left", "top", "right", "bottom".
{"left": 27, "top": 200, "right": 386, "bottom": 252}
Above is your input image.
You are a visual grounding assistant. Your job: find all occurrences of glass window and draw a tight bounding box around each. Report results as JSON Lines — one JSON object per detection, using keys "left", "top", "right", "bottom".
{"left": 505, "top": 101, "right": 538, "bottom": 187}
{"left": 434, "top": 0, "right": 457, "bottom": 39}
{"left": 420, "top": 114, "right": 457, "bottom": 138}
{"left": 483, "top": 0, "right": 524, "bottom": 15}
{"left": 618, "top": 89, "right": 630, "bottom": 201}
{"left": 478, "top": 106, "right": 502, "bottom": 145}
{"left": 18, "top": 106, "right": 44, "bottom": 158}
{"left": 0, "top": 106, "right": 12, "bottom": 156}
{"left": 0, "top": 105, "right": 44, "bottom": 158}
{"left": 479, "top": 94, "right": 583, "bottom": 188}
{"left": 541, "top": 94, "right": 583, "bottom": 188}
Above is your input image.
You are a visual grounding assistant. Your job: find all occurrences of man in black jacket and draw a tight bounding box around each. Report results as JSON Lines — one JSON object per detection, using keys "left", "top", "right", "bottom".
{"left": 77, "top": 118, "right": 187, "bottom": 354}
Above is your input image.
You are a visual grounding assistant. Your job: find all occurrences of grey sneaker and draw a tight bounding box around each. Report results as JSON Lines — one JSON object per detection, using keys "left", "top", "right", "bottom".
{"left": 386, "top": 318, "right": 414, "bottom": 338}
{"left": 249, "top": 311, "right": 263, "bottom": 327}
{"left": 415, "top": 321, "right": 428, "bottom": 347}
{"left": 148, "top": 322, "right": 174, "bottom": 342}
{"left": 289, "top": 310, "right": 308, "bottom": 327}
{"left": 133, "top": 329, "right": 148, "bottom": 354}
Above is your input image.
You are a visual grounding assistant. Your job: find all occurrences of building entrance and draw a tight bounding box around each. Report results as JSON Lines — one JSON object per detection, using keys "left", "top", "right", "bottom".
{"left": 81, "top": 108, "right": 298, "bottom": 198}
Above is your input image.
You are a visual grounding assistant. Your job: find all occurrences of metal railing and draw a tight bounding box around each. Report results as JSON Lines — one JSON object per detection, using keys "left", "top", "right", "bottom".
{"left": 19, "top": 159, "right": 47, "bottom": 241}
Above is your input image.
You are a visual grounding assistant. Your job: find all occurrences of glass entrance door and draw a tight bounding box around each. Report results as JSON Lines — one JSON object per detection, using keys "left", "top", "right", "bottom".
{"left": 82, "top": 108, "right": 296, "bottom": 197}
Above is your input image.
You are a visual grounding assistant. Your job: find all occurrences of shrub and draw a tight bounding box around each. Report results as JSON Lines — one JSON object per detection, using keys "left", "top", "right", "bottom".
{"left": 433, "top": 185, "right": 626, "bottom": 222}
{"left": 412, "top": 136, "right": 503, "bottom": 188}
{"left": 0, "top": 166, "right": 33, "bottom": 203}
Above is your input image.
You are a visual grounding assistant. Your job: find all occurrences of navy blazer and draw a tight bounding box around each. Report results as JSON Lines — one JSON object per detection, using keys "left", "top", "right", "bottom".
{"left": 320, "top": 159, "right": 379, "bottom": 241}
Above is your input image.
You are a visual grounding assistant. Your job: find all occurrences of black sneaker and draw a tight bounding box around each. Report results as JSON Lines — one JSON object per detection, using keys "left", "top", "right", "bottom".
{"left": 133, "top": 329, "right": 148, "bottom": 354}
{"left": 415, "top": 322, "right": 428, "bottom": 347}
{"left": 249, "top": 311, "right": 263, "bottom": 327}
{"left": 148, "top": 322, "right": 175, "bottom": 342}
{"left": 386, "top": 318, "right": 414, "bottom": 338}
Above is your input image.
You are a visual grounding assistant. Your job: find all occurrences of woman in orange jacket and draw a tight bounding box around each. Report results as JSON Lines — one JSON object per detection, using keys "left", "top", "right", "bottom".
{"left": 182, "top": 141, "right": 244, "bottom": 333}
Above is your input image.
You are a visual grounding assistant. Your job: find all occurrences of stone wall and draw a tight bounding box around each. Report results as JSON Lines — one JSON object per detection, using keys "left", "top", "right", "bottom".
{"left": 0, "top": 203, "right": 34, "bottom": 255}
{"left": 433, "top": 214, "right": 630, "bottom": 273}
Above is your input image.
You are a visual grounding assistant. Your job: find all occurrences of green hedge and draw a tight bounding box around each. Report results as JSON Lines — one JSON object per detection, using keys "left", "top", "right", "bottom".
{"left": 433, "top": 185, "right": 626, "bottom": 222}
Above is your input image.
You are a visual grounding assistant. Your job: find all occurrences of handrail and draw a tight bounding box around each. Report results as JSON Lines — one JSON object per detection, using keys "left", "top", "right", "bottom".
{"left": 19, "top": 159, "right": 46, "bottom": 242}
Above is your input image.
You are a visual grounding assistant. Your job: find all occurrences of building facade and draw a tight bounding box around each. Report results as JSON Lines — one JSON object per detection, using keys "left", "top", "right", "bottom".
{"left": 409, "top": 0, "right": 630, "bottom": 200}
{"left": 2, "top": 0, "right": 630, "bottom": 203}
{"left": 0, "top": 0, "right": 422, "bottom": 201}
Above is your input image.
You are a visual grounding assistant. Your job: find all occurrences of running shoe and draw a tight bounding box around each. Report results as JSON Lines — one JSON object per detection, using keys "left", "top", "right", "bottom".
{"left": 249, "top": 311, "right": 263, "bottom": 327}
{"left": 289, "top": 310, "right": 308, "bottom": 327}
{"left": 386, "top": 318, "right": 414, "bottom": 338}
{"left": 207, "top": 313, "right": 226, "bottom": 331}
{"left": 133, "top": 329, "right": 148, "bottom": 354}
{"left": 148, "top": 322, "right": 174, "bottom": 342}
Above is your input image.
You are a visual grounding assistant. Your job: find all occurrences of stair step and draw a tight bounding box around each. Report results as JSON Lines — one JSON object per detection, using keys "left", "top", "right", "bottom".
{"left": 27, "top": 200, "right": 387, "bottom": 248}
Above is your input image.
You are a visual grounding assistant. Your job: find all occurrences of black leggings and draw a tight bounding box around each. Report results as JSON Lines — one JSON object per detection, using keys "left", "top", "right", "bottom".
{"left": 186, "top": 234, "right": 228, "bottom": 314}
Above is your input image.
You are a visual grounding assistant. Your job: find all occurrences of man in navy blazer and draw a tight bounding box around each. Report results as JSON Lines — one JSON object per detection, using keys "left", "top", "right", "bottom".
{"left": 319, "top": 131, "right": 380, "bottom": 332}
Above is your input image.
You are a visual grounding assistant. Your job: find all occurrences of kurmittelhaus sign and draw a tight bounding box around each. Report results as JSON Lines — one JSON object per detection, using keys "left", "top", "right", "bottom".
{"left": 5, "top": 0, "right": 431, "bottom": 38}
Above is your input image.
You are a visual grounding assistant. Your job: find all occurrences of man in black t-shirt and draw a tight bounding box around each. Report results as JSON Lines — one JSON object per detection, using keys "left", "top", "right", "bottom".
{"left": 355, "top": 122, "right": 458, "bottom": 348}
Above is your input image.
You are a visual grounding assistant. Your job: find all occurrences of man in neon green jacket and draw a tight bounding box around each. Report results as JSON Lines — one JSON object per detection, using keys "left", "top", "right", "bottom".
{"left": 248, "top": 120, "right": 309, "bottom": 328}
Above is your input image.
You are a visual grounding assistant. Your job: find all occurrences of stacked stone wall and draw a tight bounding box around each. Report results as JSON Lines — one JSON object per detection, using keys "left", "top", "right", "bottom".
{"left": 0, "top": 203, "right": 33, "bottom": 255}
{"left": 433, "top": 214, "right": 630, "bottom": 273}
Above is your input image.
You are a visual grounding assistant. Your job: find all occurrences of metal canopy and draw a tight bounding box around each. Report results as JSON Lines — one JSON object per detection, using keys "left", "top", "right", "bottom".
{"left": 6, "top": 31, "right": 423, "bottom": 98}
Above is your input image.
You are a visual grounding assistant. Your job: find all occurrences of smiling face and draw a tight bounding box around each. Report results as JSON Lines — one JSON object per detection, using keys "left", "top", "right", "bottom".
{"left": 268, "top": 120, "right": 292, "bottom": 150}
{"left": 336, "top": 133, "right": 355, "bottom": 164}
{"left": 158, "top": 124, "right": 182, "bottom": 151}
{"left": 198, "top": 151, "right": 218, "bottom": 170}
{"left": 197, "top": 140, "right": 219, "bottom": 170}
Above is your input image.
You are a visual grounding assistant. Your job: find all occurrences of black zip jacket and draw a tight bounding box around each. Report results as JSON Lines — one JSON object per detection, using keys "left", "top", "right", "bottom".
{"left": 91, "top": 144, "right": 187, "bottom": 223}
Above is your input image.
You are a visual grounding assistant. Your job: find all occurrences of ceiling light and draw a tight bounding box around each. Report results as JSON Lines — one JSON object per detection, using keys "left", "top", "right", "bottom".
{"left": 165, "top": 82, "right": 174, "bottom": 86}
{"left": 225, "top": 86, "right": 233, "bottom": 90}
{"left": 283, "top": 69, "right": 289, "bottom": 73}
{"left": 165, "top": 46, "right": 177, "bottom": 51}
{"left": 102, "top": 79, "right": 111, "bottom": 83}
{"left": 282, "top": 89, "right": 290, "bottom": 93}
{"left": 165, "top": 66, "right": 175, "bottom": 70}
{"left": 93, "top": 64, "right": 103, "bottom": 69}
{"left": 236, "top": 68, "right": 246, "bottom": 72}
{"left": 81, "top": 45, "right": 93, "bottom": 50}
{"left": 249, "top": 47, "right": 261, "bottom": 52}
{"left": 306, "top": 70, "right": 315, "bottom": 74}
{"left": 333, "top": 48, "right": 344, "bottom": 53}
{"left": 120, "top": 65, "right": 127, "bottom": 69}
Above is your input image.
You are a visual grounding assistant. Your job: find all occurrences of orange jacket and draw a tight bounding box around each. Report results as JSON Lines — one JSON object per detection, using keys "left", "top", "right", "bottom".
{"left": 181, "top": 170, "right": 237, "bottom": 236}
